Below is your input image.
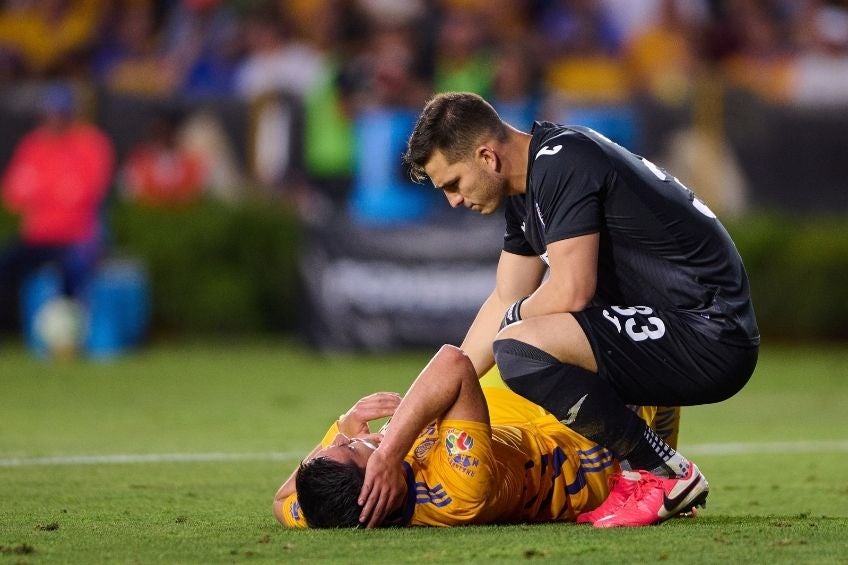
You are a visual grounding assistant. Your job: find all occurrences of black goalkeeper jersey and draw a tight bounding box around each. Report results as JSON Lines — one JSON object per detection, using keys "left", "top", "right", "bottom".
{"left": 503, "top": 121, "right": 759, "bottom": 347}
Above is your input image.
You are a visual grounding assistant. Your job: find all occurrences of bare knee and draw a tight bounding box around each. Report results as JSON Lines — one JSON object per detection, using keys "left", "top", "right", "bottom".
{"left": 435, "top": 344, "right": 476, "bottom": 372}
{"left": 495, "top": 314, "right": 597, "bottom": 372}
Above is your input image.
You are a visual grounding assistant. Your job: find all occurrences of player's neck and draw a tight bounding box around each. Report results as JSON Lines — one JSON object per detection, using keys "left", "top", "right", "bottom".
{"left": 502, "top": 128, "right": 532, "bottom": 195}
{"left": 381, "top": 488, "right": 411, "bottom": 526}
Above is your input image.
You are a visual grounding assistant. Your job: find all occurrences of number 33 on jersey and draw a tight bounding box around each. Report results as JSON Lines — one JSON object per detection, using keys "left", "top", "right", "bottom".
{"left": 602, "top": 306, "right": 666, "bottom": 342}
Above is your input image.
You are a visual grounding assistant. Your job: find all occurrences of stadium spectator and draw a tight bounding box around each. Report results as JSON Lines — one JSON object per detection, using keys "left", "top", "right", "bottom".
{"left": 345, "top": 24, "right": 441, "bottom": 225}
{"left": 718, "top": 0, "right": 797, "bottom": 104}
{"left": 0, "top": 83, "right": 114, "bottom": 330}
{"left": 157, "top": 0, "right": 242, "bottom": 98}
{"left": 356, "top": 92, "right": 758, "bottom": 528}
{"left": 233, "top": 6, "right": 323, "bottom": 102}
{"left": 120, "top": 111, "right": 206, "bottom": 207}
{"left": 0, "top": 0, "right": 105, "bottom": 79}
{"left": 784, "top": 0, "right": 848, "bottom": 107}
{"left": 540, "top": 0, "right": 627, "bottom": 105}
{"left": 90, "top": 0, "right": 168, "bottom": 96}
{"left": 540, "top": 0, "right": 638, "bottom": 148}
{"left": 490, "top": 42, "right": 542, "bottom": 130}
{"left": 433, "top": 4, "right": 494, "bottom": 96}
{"left": 275, "top": 345, "right": 668, "bottom": 528}
{"left": 267, "top": 0, "right": 360, "bottom": 217}
{"left": 475, "top": 0, "right": 537, "bottom": 44}
{"left": 623, "top": 0, "right": 699, "bottom": 107}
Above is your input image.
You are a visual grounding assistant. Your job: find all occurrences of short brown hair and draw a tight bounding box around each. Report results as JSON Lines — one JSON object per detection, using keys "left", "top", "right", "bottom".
{"left": 403, "top": 92, "right": 507, "bottom": 183}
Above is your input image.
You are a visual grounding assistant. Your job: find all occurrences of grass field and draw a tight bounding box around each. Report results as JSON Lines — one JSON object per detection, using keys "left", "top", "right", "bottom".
{"left": 1, "top": 339, "right": 847, "bottom": 564}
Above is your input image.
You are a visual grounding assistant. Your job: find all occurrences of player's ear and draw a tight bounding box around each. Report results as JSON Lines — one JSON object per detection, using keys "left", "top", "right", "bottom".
{"left": 476, "top": 145, "right": 500, "bottom": 172}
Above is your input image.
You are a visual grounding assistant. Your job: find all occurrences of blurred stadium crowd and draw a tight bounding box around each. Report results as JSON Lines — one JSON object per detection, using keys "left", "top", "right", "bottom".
{"left": 2, "top": 0, "right": 848, "bottom": 219}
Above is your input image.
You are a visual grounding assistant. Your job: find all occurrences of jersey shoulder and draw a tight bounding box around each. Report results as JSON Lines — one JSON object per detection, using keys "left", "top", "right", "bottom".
{"left": 529, "top": 125, "right": 612, "bottom": 185}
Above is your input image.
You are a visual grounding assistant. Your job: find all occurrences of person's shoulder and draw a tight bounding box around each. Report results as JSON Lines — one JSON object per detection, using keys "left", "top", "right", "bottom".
{"left": 72, "top": 121, "right": 111, "bottom": 141}
{"left": 530, "top": 125, "right": 609, "bottom": 178}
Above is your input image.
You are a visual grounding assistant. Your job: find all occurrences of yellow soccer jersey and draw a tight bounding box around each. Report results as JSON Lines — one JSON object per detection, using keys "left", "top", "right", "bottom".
{"left": 404, "top": 387, "right": 619, "bottom": 526}
{"left": 280, "top": 387, "right": 647, "bottom": 528}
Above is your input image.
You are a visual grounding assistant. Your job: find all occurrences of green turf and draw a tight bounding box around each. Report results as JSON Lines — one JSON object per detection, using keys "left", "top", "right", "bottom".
{"left": 1, "top": 340, "right": 846, "bottom": 564}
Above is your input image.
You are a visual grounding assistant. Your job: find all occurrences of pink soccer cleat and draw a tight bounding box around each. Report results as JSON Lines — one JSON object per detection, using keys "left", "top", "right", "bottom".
{"left": 576, "top": 470, "right": 641, "bottom": 524}
{"left": 593, "top": 463, "right": 709, "bottom": 528}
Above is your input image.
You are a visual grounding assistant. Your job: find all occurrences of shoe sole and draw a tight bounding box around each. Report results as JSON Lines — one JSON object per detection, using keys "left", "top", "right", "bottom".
{"left": 659, "top": 478, "right": 709, "bottom": 522}
{"left": 674, "top": 489, "right": 708, "bottom": 517}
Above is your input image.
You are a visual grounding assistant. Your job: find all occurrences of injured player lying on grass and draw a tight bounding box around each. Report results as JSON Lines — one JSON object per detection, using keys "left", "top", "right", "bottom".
{"left": 273, "top": 345, "right": 706, "bottom": 528}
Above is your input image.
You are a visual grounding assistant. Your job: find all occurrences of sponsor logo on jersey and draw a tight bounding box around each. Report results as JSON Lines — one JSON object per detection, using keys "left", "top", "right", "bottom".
{"left": 290, "top": 500, "right": 301, "bottom": 521}
{"left": 534, "top": 144, "right": 562, "bottom": 160}
{"left": 445, "top": 430, "right": 473, "bottom": 456}
{"left": 561, "top": 394, "right": 588, "bottom": 425}
{"left": 534, "top": 202, "right": 546, "bottom": 229}
{"left": 414, "top": 438, "right": 437, "bottom": 461}
{"left": 449, "top": 453, "right": 480, "bottom": 477}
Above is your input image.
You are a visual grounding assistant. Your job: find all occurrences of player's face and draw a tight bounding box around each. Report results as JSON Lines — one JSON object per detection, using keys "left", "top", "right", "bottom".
{"left": 425, "top": 149, "right": 508, "bottom": 215}
{"left": 312, "top": 433, "right": 381, "bottom": 471}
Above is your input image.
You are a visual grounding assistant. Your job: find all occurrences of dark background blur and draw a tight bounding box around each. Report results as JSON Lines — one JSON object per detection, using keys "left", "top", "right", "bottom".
{"left": 1, "top": 0, "right": 847, "bottom": 354}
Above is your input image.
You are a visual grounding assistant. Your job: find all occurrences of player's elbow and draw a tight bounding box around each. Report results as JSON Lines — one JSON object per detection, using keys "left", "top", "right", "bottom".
{"left": 272, "top": 498, "right": 287, "bottom": 526}
{"left": 272, "top": 498, "right": 283, "bottom": 523}
{"left": 552, "top": 280, "right": 595, "bottom": 313}
{"left": 569, "top": 292, "right": 594, "bottom": 312}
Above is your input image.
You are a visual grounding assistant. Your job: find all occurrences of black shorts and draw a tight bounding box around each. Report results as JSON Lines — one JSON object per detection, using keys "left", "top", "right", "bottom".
{"left": 573, "top": 306, "right": 758, "bottom": 406}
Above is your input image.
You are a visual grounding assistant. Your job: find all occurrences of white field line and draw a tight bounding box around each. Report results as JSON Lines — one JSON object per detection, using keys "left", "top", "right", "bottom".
{"left": 0, "top": 451, "right": 304, "bottom": 467}
{"left": 1, "top": 440, "right": 848, "bottom": 468}
{"left": 684, "top": 439, "right": 848, "bottom": 455}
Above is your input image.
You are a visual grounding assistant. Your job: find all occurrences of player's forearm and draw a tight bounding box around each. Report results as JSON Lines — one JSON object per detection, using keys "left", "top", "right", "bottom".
{"left": 517, "top": 234, "right": 598, "bottom": 317}
{"left": 377, "top": 345, "right": 470, "bottom": 462}
{"left": 521, "top": 274, "right": 594, "bottom": 317}
{"left": 460, "top": 291, "right": 507, "bottom": 376}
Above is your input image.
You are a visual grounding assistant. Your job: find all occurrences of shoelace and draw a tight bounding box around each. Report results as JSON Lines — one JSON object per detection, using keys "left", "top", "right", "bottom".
{"left": 631, "top": 472, "right": 663, "bottom": 502}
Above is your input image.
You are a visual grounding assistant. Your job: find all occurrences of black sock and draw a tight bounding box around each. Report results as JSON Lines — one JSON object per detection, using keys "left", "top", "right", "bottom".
{"left": 494, "top": 338, "right": 685, "bottom": 476}
{"left": 620, "top": 425, "right": 690, "bottom": 478}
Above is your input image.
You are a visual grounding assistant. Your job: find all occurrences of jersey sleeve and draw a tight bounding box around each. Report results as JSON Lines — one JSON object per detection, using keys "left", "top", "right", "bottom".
{"left": 318, "top": 420, "right": 341, "bottom": 448}
{"left": 503, "top": 196, "right": 535, "bottom": 255}
{"left": 277, "top": 420, "right": 341, "bottom": 529}
{"left": 532, "top": 134, "right": 609, "bottom": 244}
{"left": 411, "top": 419, "right": 497, "bottom": 526}
{"left": 279, "top": 493, "right": 308, "bottom": 528}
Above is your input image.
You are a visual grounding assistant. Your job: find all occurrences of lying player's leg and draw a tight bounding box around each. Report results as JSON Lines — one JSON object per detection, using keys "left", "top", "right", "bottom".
{"left": 653, "top": 406, "right": 680, "bottom": 450}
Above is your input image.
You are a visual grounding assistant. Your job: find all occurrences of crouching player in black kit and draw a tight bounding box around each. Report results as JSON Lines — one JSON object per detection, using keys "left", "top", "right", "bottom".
{"left": 356, "top": 92, "right": 759, "bottom": 528}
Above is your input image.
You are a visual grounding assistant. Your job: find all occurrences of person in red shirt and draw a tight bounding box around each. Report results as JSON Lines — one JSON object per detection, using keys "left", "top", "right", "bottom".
{"left": 0, "top": 83, "right": 114, "bottom": 330}
{"left": 121, "top": 112, "right": 205, "bottom": 207}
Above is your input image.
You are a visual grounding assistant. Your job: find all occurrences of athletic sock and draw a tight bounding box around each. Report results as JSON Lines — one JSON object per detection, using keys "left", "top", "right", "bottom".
{"left": 619, "top": 425, "right": 691, "bottom": 478}
{"left": 493, "top": 338, "right": 689, "bottom": 478}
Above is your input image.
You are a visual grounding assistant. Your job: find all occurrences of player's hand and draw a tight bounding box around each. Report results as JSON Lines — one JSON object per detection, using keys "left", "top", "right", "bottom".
{"left": 357, "top": 447, "right": 406, "bottom": 528}
{"left": 338, "top": 392, "right": 402, "bottom": 437}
